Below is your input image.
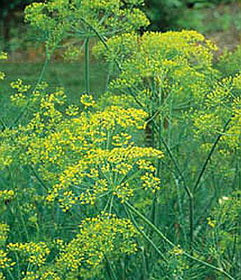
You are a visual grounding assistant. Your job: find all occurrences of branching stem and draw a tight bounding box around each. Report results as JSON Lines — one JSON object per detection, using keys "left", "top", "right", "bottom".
{"left": 125, "top": 201, "right": 235, "bottom": 280}
{"left": 193, "top": 117, "right": 232, "bottom": 193}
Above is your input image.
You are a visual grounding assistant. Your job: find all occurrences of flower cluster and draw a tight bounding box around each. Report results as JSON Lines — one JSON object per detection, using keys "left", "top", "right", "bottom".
{"left": 94, "top": 30, "right": 218, "bottom": 115}
{"left": 0, "top": 224, "right": 9, "bottom": 246}
{"left": 2, "top": 214, "right": 138, "bottom": 279}
{"left": 55, "top": 213, "right": 139, "bottom": 278}
{"left": 0, "top": 249, "right": 15, "bottom": 269}
{"left": 0, "top": 190, "right": 15, "bottom": 202}
{"left": 193, "top": 74, "right": 241, "bottom": 151}
{"left": 0, "top": 85, "right": 164, "bottom": 212}
{"left": 8, "top": 242, "right": 50, "bottom": 267}
{"left": 0, "top": 52, "right": 7, "bottom": 81}
{"left": 22, "top": 271, "right": 61, "bottom": 280}
{"left": 25, "top": 0, "right": 149, "bottom": 53}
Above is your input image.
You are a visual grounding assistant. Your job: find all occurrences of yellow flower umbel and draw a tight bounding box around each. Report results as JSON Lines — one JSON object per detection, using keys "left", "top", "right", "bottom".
{"left": 0, "top": 249, "right": 15, "bottom": 269}
{"left": 94, "top": 30, "right": 218, "bottom": 116}
{"left": 207, "top": 217, "right": 216, "bottom": 228}
{"left": 22, "top": 270, "right": 61, "bottom": 280}
{"left": 80, "top": 94, "right": 96, "bottom": 107}
{"left": 25, "top": 0, "right": 149, "bottom": 54}
{"left": 8, "top": 242, "right": 50, "bottom": 267}
{"left": 0, "top": 190, "right": 15, "bottom": 202}
{"left": 10, "top": 79, "right": 31, "bottom": 107}
{"left": 0, "top": 52, "right": 7, "bottom": 81}
{"left": 193, "top": 75, "right": 241, "bottom": 152}
{"left": 0, "top": 224, "right": 9, "bottom": 246}
{"left": 0, "top": 87, "right": 163, "bottom": 211}
{"left": 56, "top": 213, "right": 139, "bottom": 278}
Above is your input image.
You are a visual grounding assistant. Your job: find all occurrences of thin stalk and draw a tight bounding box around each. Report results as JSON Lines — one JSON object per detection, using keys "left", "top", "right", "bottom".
{"left": 79, "top": 17, "right": 113, "bottom": 63}
{"left": 125, "top": 201, "right": 235, "bottom": 280}
{"left": 231, "top": 226, "right": 238, "bottom": 265}
{"left": 17, "top": 200, "right": 30, "bottom": 241}
{"left": 173, "top": 177, "right": 188, "bottom": 243}
{"left": 153, "top": 121, "right": 194, "bottom": 251}
{"left": 103, "top": 195, "right": 112, "bottom": 212}
{"left": 124, "top": 204, "right": 167, "bottom": 263}
{"left": 105, "top": 256, "right": 118, "bottom": 280}
{"left": 7, "top": 269, "right": 15, "bottom": 280}
{"left": 105, "top": 61, "right": 114, "bottom": 92}
{"left": 10, "top": 56, "right": 50, "bottom": 128}
{"left": 109, "top": 195, "right": 114, "bottom": 214}
{"left": 141, "top": 247, "right": 148, "bottom": 280}
{"left": 149, "top": 119, "right": 161, "bottom": 236}
{"left": 150, "top": 193, "right": 157, "bottom": 225}
{"left": 30, "top": 165, "right": 49, "bottom": 191}
{"left": 79, "top": 18, "right": 146, "bottom": 109}
{"left": 193, "top": 117, "right": 232, "bottom": 193}
{"left": 0, "top": 117, "right": 7, "bottom": 130}
{"left": 153, "top": 109, "right": 164, "bottom": 218}
{"left": 84, "top": 37, "right": 90, "bottom": 94}
{"left": 14, "top": 252, "right": 21, "bottom": 279}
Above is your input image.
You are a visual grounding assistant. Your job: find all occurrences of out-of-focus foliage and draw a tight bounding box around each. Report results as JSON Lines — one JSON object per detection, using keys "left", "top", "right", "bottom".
{"left": 144, "top": 0, "right": 241, "bottom": 32}
{"left": 0, "top": 0, "right": 36, "bottom": 18}
{"left": 216, "top": 46, "right": 241, "bottom": 76}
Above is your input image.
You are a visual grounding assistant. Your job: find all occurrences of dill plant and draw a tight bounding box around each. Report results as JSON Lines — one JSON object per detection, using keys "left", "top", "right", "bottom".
{"left": 94, "top": 28, "right": 241, "bottom": 278}
{"left": 24, "top": 0, "right": 149, "bottom": 94}
{"left": 0, "top": 51, "right": 164, "bottom": 279}
{"left": 0, "top": 1, "right": 240, "bottom": 279}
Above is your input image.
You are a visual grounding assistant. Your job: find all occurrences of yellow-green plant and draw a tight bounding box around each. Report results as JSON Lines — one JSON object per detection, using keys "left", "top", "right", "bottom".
{"left": 2, "top": 85, "right": 164, "bottom": 210}
{"left": 205, "top": 191, "right": 241, "bottom": 272}
{"left": 0, "top": 0, "right": 240, "bottom": 279}
{"left": 93, "top": 28, "right": 241, "bottom": 280}
{"left": 24, "top": 0, "right": 149, "bottom": 94}
{"left": 0, "top": 61, "right": 165, "bottom": 278}
{"left": 25, "top": 0, "right": 149, "bottom": 53}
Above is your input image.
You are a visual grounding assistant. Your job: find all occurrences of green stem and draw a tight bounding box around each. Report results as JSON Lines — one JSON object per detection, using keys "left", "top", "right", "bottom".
{"left": 10, "top": 55, "right": 49, "bottom": 128}
{"left": 84, "top": 37, "right": 90, "bottom": 94}
{"left": 14, "top": 252, "right": 21, "bottom": 279}
{"left": 193, "top": 117, "right": 232, "bottom": 193}
{"left": 141, "top": 247, "right": 148, "bottom": 280}
{"left": 153, "top": 122, "right": 194, "bottom": 251}
{"left": 105, "top": 256, "right": 118, "bottom": 280}
{"left": 105, "top": 61, "right": 114, "bottom": 92}
{"left": 7, "top": 269, "right": 15, "bottom": 280}
{"left": 109, "top": 195, "right": 114, "bottom": 214}
{"left": 30, "top": 165, "right": 49, "bottom": 191}
{"left": 17, "top": 200, "right": 30, "bottom": 241}
{"left": 124, "top": 204, "right": 167, "bottom": 263}
{"left": 125, "top": 201, "right": 235, "bottom": 280}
